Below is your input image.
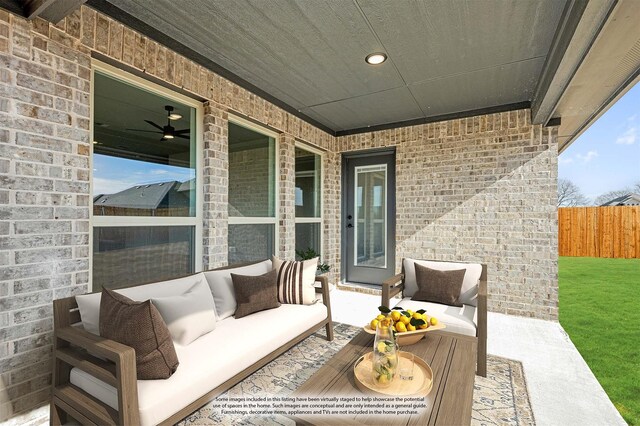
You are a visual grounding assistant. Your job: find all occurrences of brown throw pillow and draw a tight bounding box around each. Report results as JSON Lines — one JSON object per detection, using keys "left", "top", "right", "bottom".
{"left": 231, "top": 269, "right": 280, "bottom": 319}
{"left": 412, "top": 264, "right": 467, "bottom": 307}
{"left": 99, "top": 289, "right": 179, "bottom": 380}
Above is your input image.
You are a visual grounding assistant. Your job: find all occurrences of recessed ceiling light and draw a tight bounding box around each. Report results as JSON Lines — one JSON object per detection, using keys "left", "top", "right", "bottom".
{"left": 365, "top": 52, "right": 387, "bottom": 65}
{"left": 168, "top": 113, "right": 182, "bottom": 120}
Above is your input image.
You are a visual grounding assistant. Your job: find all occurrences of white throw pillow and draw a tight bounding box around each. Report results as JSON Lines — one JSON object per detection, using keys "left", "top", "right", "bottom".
{"left": 202, "top": 259, "right": 273, "bottom": 320}
{"left": 402, "top": 258, "right": 482, "bottom": 306}
{"left": 75, "top": 273, "right": 206, "bottom": 335}
{"left": 272, "top": 256, "right": 317, "bottom": 305}
{"left": 151, "top": 279, "right": 217, "bottom": 346}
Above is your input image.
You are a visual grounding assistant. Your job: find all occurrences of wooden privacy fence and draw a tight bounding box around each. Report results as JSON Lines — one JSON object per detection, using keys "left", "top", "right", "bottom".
{"left": 558, "top": 206, "right": 640, "bottom": 258}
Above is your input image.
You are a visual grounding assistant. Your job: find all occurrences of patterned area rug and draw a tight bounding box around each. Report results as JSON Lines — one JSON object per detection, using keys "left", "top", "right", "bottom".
{"left": 179, "top": 323, "right": 534, "bottom": 426}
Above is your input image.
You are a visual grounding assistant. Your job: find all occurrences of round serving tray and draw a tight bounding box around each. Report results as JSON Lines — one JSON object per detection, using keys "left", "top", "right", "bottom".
{"left": 363, "top": 322, "right": 446, "bottom": 345}
{"left": 353, "top": 351, "right": 433, "bottom": 397}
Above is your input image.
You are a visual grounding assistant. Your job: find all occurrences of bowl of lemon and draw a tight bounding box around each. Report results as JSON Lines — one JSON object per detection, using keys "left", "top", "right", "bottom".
{"left": 364, "top": 306, "right": 446, "bottom": 345}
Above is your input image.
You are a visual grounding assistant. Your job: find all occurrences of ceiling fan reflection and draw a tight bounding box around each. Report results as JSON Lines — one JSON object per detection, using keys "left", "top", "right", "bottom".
{"left": 126, "top": 105, "right": 190, "bottom": 141}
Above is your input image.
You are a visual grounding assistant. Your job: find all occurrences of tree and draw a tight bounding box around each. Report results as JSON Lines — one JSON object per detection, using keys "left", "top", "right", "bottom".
{"left": 557, "top": 178, "right": 590, "bottom": 207}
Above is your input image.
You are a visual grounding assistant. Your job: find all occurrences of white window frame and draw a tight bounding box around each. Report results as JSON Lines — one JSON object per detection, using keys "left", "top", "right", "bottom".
{"left": 294, "top": 142, "right": 324, "bottom": 258}
{"left": 89, "top": 61, "right": 204, "bottom": 290}
{"left": 227, "top": 115, "right": 279, "bottom": 259}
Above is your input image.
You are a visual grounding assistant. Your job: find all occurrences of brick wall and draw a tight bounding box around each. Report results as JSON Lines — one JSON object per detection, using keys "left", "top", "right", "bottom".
{"left": 0, "top": 10, "right": 92, "bottom": 422}
{"left": 0, "top": 7, "right": 333, "bottom": 422}
{"left": 332, "top": 110, "right": 559, "bottom": 319}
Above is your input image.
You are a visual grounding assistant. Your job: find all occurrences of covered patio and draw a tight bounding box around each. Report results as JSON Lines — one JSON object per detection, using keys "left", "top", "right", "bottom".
{"left": 1, "top": 0, "right": 639, "bottom": 425}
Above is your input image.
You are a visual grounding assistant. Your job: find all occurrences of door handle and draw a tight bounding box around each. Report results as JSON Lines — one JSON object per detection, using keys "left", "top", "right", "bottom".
{"left": 347, "top": 223, "right": 353, "bottom": 228}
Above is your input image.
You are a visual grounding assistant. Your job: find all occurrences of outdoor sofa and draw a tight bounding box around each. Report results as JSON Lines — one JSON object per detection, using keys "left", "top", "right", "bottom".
{"left": 382, "top": 258, "right": 487, "bottom": 377}
{"left": 50, "top": 260, "right": 333, "bottom": 425}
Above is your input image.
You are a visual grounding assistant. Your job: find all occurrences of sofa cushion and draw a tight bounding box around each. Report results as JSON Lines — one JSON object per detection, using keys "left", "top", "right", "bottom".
{"left": 412, "top": 264, "right": 466, "bottom": 307}
{"left": 202, "top": 260, "right": 272, "bottom": 320}
{"left": 76, "top": 273, "right": 206, "bottom": 335}
{"left": 99, "top": 289, "right": 179, "bottom": 380}
{"left": 272, "top": 256, "right": 317, "bottom": 305}
{"left": 395, "top": 297, "right": 477, "bottom": 337}
{"left": 151, "top": 279, "right": 217, "bottom": 346}
{"left": 403, "top": 259, "right": 482, "bottom": 307}
{"left": 231, "top": 269, "right": 280, "bottom": 319}
{"left": 69, "top": 302, "right": 329, "bottom": 426}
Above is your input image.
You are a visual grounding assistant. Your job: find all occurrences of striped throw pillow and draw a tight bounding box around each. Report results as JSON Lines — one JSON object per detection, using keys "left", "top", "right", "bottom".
{"left": 272, "top": 256, "right": 318, "bottom": 305}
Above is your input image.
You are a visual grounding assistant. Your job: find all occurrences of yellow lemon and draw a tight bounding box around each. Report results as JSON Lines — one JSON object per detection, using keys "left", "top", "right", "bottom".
{"left": 370, "top": 319, "right": 379, "bottom": 330}
{"left": 430, "top": 317, "right": 439, "bottom": 326}
{"left": 376, "top": 314, "right": 386, "bottom": 321}
{"left": 395, "top": 322, "right": 407, "bottom": 333}
{"left": 377, "top": 341, "right": 387, "bottom": 353}
{"left": 380, "top": 317, "right": 392, "bottom": 328}
{"left": 412, "top": 313, "right": 423, "bottom": 320}
{"left": 407, "top": 324, "right": 416, "bottom": 331}
{"left": 377, "top": 375, "right": 388, "bottom": 384}
{"left": 390, "top": 311, "right": 401, "bottom": 322}
{"left": 406, "top": 310, "right": 414, "bottom": 316}
{"left": 419, "top": 323, "right": 429, "bottom": 329}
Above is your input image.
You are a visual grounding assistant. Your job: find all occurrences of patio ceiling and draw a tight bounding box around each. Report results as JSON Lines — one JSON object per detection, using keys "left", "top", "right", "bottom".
{"left": 5, "top": 0, "right": 639, "bottom": 146}
{"left": 91, "top": 0, "right": 565, "bottom": 134}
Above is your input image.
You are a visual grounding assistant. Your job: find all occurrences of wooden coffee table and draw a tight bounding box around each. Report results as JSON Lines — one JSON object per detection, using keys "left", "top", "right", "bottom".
{"left": 291, "top": 329, "right": 477, "bottom": 425}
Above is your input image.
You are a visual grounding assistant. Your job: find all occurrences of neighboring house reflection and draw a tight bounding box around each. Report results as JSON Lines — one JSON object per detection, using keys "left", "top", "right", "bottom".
{"left": 93, "top": 179, "right": 194, "bottom": 216}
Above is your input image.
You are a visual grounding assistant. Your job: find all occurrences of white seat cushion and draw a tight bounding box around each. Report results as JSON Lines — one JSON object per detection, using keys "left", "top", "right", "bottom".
{"left": 403, "top": 259, "right": 482, "bottom": 306}
{"left": 394, "top": 297, "right": 477, "bottom": 337}
{"left": 70, "top": 303, "right": 328, "bottom": 426}
{"left": 75, "top": 273, "right": 207, "bottom": 335}
{"left": 203, "top": 260, "right": 273, "bottom": 320}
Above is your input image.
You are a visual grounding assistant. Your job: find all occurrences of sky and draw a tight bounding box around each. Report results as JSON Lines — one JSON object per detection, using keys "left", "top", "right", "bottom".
{"left": 93, "top": 154, "right": 194, "bottom": 195}
{"left": 559, "top": 82, "right": 640, "bottom": 201}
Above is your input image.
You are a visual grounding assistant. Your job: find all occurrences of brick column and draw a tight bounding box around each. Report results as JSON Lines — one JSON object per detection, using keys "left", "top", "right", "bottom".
{"left": 278, "top": 133, "right": 296, "bottom": 259}
{"left": 0, "top": 13, "right": 92, "bottom": 420}
{"left": 323, "top": 148, "right": 342, "bottom": 285}
{"left": 202, "top": 101, "right": 228, "bottom": 269}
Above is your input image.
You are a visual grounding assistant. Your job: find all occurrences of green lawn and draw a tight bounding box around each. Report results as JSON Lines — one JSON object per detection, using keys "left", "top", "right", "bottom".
{"left": 559, "top": 257, "right": 640, "bottom": 425}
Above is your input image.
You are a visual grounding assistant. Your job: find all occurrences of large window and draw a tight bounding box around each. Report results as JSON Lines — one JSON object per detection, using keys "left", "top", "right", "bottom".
{"left": 91, "top": 63, "right": 202, "bottom": 290}
{"left": 295, "top": 145, "right": 322, "bottom": 258}
{"left": 227, "top": 118, "right": 277, "bottom": 263}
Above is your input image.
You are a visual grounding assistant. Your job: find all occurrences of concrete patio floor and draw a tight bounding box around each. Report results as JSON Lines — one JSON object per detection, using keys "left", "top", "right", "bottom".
{"left": 330, "top": 287, "right": 626, "bottom": 426}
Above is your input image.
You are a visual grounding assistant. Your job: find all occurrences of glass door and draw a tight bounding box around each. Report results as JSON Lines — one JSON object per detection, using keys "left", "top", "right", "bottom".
{"left": 344, "top": 152, "right": 395, "bottom": 284}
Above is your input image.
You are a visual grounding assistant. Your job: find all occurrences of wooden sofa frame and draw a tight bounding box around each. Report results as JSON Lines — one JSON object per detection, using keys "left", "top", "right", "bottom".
{"left": 381, "top": 258, "right": 487, "bottom": 377}
{"left": 50, "top": 263, "right": 334, "bottom": 425}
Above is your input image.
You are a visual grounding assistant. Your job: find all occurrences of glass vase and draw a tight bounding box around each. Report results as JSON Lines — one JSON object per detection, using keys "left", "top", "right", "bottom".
{"left": 372, "top": 318, "right": 398, "bottom": 388}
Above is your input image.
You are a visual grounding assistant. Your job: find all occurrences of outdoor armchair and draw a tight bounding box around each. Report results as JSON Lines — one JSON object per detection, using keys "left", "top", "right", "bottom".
{"left": 382, "top": 258, "right": 487, "bottom": 377}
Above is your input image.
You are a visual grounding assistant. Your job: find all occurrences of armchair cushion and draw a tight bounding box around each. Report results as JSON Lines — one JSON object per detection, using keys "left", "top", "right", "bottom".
{"left": 395, "top": 298, "right": 477, "bottom": 336}
{"left": 412, "top": 264, "right": 466, "bottom": 307}
{"left": 403, "top": 259, "right": 482, "bottom": 306}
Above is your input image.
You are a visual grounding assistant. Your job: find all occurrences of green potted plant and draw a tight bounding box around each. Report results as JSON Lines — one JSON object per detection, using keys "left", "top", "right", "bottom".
{"left": 295, "top": 248, "right": 330, "bottom": 274}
